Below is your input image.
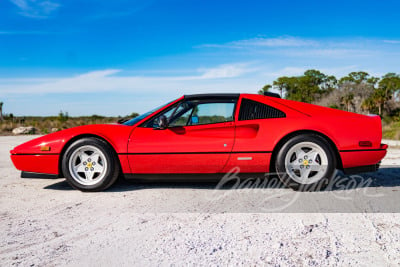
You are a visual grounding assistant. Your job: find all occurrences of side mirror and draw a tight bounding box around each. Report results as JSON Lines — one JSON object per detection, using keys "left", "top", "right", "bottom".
{"left": 158, "top": 115, "right": 168, "bottom": 129}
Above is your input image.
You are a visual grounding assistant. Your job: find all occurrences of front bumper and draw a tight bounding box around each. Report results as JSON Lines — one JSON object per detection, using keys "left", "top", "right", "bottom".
{"left": 11, "top": 154, "right": 60, "bottom": 175}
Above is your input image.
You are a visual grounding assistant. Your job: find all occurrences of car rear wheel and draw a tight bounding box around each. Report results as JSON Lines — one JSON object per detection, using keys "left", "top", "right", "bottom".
{"left": 275, "top": 134, "right": 337, "bottom": 191}
{"left": 62, "top": 138, "right": 119, "bottom": 192}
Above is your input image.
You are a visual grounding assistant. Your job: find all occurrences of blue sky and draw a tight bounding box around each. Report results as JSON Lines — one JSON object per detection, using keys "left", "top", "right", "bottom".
{"left": 0, "top": 0, "right": 399, "bottom": 116}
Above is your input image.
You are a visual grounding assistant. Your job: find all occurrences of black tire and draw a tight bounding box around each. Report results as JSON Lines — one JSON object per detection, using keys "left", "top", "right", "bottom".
{"left": 62, "top": 138, "right": 120, "bottom": 192}
{"left": 275, "top": 134, "right": 337, "bottom": 191}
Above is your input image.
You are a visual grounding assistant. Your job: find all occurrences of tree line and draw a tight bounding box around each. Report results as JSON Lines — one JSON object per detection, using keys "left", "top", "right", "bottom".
{"left": 259, "top": 70, "right": 400, "bottom": 117}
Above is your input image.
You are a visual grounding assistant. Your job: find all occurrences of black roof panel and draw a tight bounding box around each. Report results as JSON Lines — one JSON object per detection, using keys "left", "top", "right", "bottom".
{"left": 184, "top": 93, "right": 240, "bottom": 100}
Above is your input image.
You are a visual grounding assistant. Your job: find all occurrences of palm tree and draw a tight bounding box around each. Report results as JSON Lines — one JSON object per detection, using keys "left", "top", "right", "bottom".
{"left": 258, "top": 84, "right": 272, "bottom": 95}
{"left": 0, "top": 102, "right": 3, "bottom": 122}
{"left": 371, "top": 89, "right": 386, "bottom": 116}
{"left": 341, "top": 94, "right": 354, "bottom": 112}
{"left": 361, "top": 98, "right": 375, "bottom": 113}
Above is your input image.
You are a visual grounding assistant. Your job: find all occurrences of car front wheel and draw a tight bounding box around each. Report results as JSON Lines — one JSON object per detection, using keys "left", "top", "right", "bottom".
{"left": 62, "top": 138, "right": 120, "bottom": 192}
{"left": 275, "top": 134, "right": 337, "bottom": 191}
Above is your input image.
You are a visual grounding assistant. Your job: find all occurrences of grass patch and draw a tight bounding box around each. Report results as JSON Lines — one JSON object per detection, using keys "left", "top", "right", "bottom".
{"left": 382, "top": 119, "right": 400, "bottom": 140}
{"left": 0, "top": 115, "right": 131, "bottom": 135}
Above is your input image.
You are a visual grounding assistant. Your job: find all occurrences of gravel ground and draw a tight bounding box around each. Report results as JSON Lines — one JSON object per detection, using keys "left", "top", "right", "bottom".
{"left": 1, "top": 135, "right": 400, "bottom": 266}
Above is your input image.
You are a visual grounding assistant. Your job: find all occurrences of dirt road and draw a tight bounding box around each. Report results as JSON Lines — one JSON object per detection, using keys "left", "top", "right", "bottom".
{"left": 1, "top": 136, "right": 400, "bottom": 266}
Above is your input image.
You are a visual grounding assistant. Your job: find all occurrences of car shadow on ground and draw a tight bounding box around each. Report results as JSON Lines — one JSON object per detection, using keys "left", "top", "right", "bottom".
{"left": 44, "top": 167, "right": 400, "bottom": 192}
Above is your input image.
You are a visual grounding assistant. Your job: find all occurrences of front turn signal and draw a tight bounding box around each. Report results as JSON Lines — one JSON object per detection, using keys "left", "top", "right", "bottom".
{"left": 40, "top": 146, "right": 51, "bottom": 151}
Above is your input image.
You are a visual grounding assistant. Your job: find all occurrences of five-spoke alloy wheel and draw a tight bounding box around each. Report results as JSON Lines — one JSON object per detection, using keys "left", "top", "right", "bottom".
{"left": 62, "top": 138, "right": 119, "bottom": 191}
{"left": 275, "top": 134, "right": 336, "bottom": 191}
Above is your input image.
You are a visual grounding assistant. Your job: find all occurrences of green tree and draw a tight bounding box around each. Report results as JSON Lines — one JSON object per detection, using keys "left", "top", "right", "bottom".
{"left": 273, "top": 77, "right": 291, "bottom": 98}
{"left": 271, "top": 70, "right": 336, "bottom": 103}
{"left": 339, "top": 71, "right": 372, "bottom": 85}
{"left": 129, "top": 112, "right": 139, "bottom": 118}
{"left": 341, "top": 93, "right": 354, "bottom": 112}
{"left": 336, "top": 71, "right": 378, "bottom": 113}
{"left": 258, "top": 84, "right": 272, "bottom": 95}
{"left": 58, "top": 111, "right": 69, "bottom": 123}
{"left": 260, "top": 70, "right": 400, "bottom": 120}
{"left": 0, "top": 102, "right": 3, "bottom": 121}
{"left": 370, "top": 73, "right": 400, "bottom": 116}
{"left": 304, "top": 69, "right": 337, "bottom": 100}
{"left": 361, "top": 97, "right": 376, "bottom": 113}
{"left": 379, "top": 73, "right": 400, "bottom": 98}
{"left": 371, "top": 89, "right": 386, "bottom": 116}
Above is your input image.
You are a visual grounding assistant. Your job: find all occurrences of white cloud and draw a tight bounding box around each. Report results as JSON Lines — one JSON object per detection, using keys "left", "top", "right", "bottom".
{"left": 268, "top": 67, "right": 309, "bottom": 77}
{"left": 0, "top": 64, "right": 389, "bottom": 115}
{"left": 383, "top": 40, "right": 400, "bottom": 44}
{"left": 280, "top": 48, "right": 376, "bottom": 58}
{"left": 9, "top": 0, "right": 60, "bottom": 18}
{"left": 0, "top": 63, "right": 387, "bottom": 99}
{"left": 264, "top": 65, "right": 361, "bottom": 79}
{"left": 197, "top": 37, "right": 395, "bottom": 60}
{"left": 199, "top": 36, "right": 318, "bottom": 49}
{"left": 198, "top": 64, "right": 252, "bottom": 79}
{"left": 0, "top": 64, "right": 255, "bottom": 95}
{"left": 73, "top": 69, "right": 121, "bottom": 79}
{"left": 230, "top": 37, "right": 318, "bottom": 47}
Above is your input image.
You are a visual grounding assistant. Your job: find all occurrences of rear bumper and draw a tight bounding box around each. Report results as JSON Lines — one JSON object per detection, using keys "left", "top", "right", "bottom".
{"left": 340, "top": 144, "right": 387, "bottom": 171}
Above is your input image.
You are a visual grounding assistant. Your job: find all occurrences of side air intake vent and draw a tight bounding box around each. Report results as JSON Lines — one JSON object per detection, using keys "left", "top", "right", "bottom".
{"left": 239, "top": 99, "right": 286, "bottom": 121}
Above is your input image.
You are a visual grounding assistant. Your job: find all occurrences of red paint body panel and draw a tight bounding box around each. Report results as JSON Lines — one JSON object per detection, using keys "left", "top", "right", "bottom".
{"left": 340, "top": 150, "right": 387, "bottom": 168}
{"left": 10, "top": 124, "right": 134, "bottom": 175}
{"left": 128, "top": 154, "right": 231, "bottom": 173}
{"left": 11, "top": 154, "right": 59, "bottom": 174}
{"left": 237, "top": 94, "right": 383, "bottom": 152}
{"left": 9, "top": 94, "right": 388, "bottom": 176}
{"left": 10, "top": 124, "right": 133, "bottom": 155}
{"left": 129, "top": 122, "right": 235, "bottom": 153}
{"left": 128, "top": 122, "right": 235, "bottom": 173}
{"left": 222, "top": 153, "right": 271, "bottom": 173}
{"left": 118, "top": 155, "right": 131, "bottom": 174}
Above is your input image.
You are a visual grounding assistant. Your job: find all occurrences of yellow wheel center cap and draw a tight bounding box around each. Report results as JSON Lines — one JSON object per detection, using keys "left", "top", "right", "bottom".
{"left": 87, "top": 162, "right": 93, "bottom": 169}
{"left": 303, "top": 160, "right": 309, "bottom": 166}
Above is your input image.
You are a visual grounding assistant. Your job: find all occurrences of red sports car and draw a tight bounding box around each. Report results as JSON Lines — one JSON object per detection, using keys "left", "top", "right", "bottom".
{"left": 10, "top": 93, "right": 387, "bottom": 191}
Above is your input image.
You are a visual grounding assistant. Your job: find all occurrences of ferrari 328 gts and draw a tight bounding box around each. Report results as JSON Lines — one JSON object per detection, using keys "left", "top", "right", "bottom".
{"left": 10, "top": 93, "right": 387, "bottom": 191}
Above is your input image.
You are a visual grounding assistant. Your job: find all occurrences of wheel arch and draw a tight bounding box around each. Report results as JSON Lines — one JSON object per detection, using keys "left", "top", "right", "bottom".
{"left": 58, "top": 134, "right": 121, "bottom": 178}
{"left": 269, "top": 130, "right": 343, "bottom": 173}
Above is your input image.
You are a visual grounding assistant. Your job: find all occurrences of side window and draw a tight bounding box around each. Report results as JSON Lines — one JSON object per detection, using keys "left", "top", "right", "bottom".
{"left": 190, "top": 102, "right": 235, "bottom": 125}
{"left": 143, "top": 100, "right": 236, "bottom": 127}
{"left": 144, "top": 103, "right": 179, "bottom": 128}
{"left": 169, "top": 108, "right": 192, "bottom": 127}
{"left": 239, "top": 98, "right": 285, "bottom": 121}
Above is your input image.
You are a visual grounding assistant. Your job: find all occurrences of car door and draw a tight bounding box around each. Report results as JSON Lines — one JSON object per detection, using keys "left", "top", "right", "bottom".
{"left": 222, "top": 96, "right": 287, "bottom": 173}
{"left": 127, "top": 97, "right": 237, "bottom": 173}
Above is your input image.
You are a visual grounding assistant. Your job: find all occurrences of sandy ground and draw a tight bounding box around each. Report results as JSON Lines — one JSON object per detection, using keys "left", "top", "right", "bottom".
{"left": 1, "top": 135, "right": 400, "bottom": 266}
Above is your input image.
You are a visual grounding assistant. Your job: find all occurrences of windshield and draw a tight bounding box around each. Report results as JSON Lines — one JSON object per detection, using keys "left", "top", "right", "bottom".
{"left": 122, "top": 100, "right": 174, "bottom": 126}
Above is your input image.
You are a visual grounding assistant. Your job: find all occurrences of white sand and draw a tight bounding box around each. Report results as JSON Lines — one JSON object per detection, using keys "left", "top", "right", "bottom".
{"left": 1, "top": 135, "right": 400, "bottom": 266}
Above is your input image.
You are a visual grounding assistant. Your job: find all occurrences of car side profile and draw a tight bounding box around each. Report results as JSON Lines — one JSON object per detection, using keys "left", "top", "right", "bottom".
{"left": 10, "top": 93, "right": 388, "bottom": 191}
